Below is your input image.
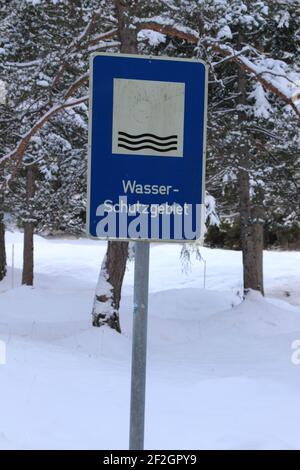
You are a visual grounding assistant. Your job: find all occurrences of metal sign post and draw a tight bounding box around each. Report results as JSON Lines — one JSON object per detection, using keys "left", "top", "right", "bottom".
{"left": 129, "top": 241, "right": 150, "bottom": 450}
{"left": 87, "top": 53, "right": 207, "bottom": 450}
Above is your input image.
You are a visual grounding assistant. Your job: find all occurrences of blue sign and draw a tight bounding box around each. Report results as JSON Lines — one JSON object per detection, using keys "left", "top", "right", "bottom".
{"left": 87, "top": 53, "right": 207, "bottom": 241}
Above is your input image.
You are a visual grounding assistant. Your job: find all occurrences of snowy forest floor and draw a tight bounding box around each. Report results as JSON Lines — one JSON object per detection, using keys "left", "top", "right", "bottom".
{"left": 0, "top": 231, "right": 300, "bottom": 450}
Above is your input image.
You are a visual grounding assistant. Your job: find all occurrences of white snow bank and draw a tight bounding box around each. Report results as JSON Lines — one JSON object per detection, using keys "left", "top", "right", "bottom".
{"left": 0, "top": 232, "right": 300, "bottom": 449}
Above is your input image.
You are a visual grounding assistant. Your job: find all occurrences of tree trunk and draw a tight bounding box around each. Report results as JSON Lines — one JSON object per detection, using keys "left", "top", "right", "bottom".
{"left": 238, "top": 169, "right": 264, "bottom": 294}
{"left": 115, "top": 0, "right": 138, "bottom": 54}
{"left": 22, "top": 166, "right": 35, "bottom": 286}
{"left": 91, "top": 0, "right": 137, "bottom": 331}
{"left": 92, "top": 241, "right": 128, "bottom": 331}
{"left": 237, "top": 43, "right": 264, "bottom": 295}
{"left": 251, "top": 203, "right": 264, "bottom": 294}
{"left": 0, "top": 210, "right": 6, "bottom": 282}
{"left": 0, "top": 166, "right": 6, "bottom": 281}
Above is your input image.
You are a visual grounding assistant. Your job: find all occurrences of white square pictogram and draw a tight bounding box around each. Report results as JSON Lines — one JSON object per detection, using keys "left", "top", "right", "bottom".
{"left": 112, "top": 78, "right": 185, "bottom": 157}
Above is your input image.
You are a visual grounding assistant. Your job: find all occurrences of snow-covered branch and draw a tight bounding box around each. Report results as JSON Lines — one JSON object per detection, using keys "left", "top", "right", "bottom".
{"left": 135, "top": 19, "right": 199, "bottom": 44}
{"left": 66, "top": 7, "right": 102, "bottom": 52}
{"left": 139, "top": 20, "right": 300, "bottom": 117}
{"left": 63, "top": 73, "right": 89, "bottom": 101}
{"left": 0, "top": 95, "right": 88, "bottom": 169}
{"left": 51, "top": 28, "right": 118, "bottom": 91}
{"left": 213, "top": 43, "right": 300, "bottom": 117}
{"left": 88, "top": 41, "right": 120, "bottom": 54}
{"left": 84, "top": 29, "right": 119, "bottom": 49}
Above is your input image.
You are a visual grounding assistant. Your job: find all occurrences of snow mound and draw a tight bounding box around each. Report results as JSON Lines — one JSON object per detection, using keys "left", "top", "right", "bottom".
{"left": 1, "top": 234, "right": 300, "bottom": 449}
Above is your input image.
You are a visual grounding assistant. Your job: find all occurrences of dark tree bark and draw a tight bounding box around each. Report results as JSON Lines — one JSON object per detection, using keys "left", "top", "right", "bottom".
{"left": 0, "top": 210, "right": 6, "bottom": 282}
{"left": 115, "top": 0, "right": 138, "bottom": 54}
{"left": 0, "top": 165, "right": 6, "bottom": 281}
{"left": 237, "top": 42, "right": 264, "bottom": 295}
{"left": 251, "top": 203, "right": 264, "bottom": 294}
{"left": 92, "top": 0, "right": 137, "bottom": 331}
{"left": 238, "top": 166, "right": 264, "bottom": 294}
{"left": 22, "top": 166, "right": 35, "bottom": 286}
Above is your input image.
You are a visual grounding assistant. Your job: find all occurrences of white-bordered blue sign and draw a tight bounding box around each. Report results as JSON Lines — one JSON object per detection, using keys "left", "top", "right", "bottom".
{"left": 87, "top": 53, "right": 207, "bottom": 241}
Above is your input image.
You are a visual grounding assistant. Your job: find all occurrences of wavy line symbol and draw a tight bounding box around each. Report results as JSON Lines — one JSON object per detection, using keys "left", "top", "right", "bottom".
{"left": 118, "top": 131, "right": 178, "bottom": 153}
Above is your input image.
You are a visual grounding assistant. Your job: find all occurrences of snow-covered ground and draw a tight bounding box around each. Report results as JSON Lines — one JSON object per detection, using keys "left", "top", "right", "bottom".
{"left": 0, "top": 231, "right": 300, "bottom": 449}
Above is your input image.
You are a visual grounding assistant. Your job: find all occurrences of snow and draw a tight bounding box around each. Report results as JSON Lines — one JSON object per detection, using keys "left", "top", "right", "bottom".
{"left": 0, "top": 231, "right": 300, "bottom": 449}
{"left": 216, "top": 43, "right": 300, "bottom": 115}
{"left": 276, "top": 10, "right": 290, "bottom": 28}
{"left": 65, "top": 108, "right": 86, "bottom": 129}
{"left": 0, "top": 95, "right": 88, "bottom": 166}
{"left": 26, "top": 0, "right": 62, "bottom": 4}
{"left": 135, "top": 16, "right": 200, "bottom": 40}
{"left": 249, "top": 82, "right": 272, "bottom": 118}
{"left": 36, "top": 80, "right": 49, "bottom": 88}
{"left": 205, "top": 193, "right": 220, "bottom": 226}
{"left": 217, "top": 25, "right": 232, "bottom": 40}
{"left": 243, "top": 55, "right": 300, "bottom": 102}
{"left": 93, "top": 255, "right": 114, "bottom": 316}
{"left": 138, "top": 29, "right": 166, "bottom": 46}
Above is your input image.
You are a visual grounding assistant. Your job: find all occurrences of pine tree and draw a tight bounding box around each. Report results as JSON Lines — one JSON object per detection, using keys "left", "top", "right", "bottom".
{"left": 1, "top": 0, "right": 299, "bottom": 321}
{"left": 0, "top": 0, "right": 113, "bottom": 282}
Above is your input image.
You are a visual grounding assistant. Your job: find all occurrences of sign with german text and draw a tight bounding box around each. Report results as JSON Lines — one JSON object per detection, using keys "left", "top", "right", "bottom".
{"left": 87, "top": 53, "right": 207, "bottom": 241}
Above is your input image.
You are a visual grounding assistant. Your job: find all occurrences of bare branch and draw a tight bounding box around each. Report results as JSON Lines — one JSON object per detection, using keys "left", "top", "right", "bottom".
{"left": 256, "top": 69, "right": 299, "bottom": 86}
{"left": 63, "top": 73, "right": 89, "bottom": 100}
{"left": 66, "top": 9, "right": 101, "bottom": 52}
{"left": 83, "top": 29, "right": 118, "bottom": 49}
{"left": 51, "top": 23, "right": 117, "bottom": 91}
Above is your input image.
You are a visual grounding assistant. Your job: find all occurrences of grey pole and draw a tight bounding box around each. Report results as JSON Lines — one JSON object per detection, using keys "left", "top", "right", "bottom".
{"left": 12, "top": 244, "right": 15, "bottom": 289}
{"left": 129, "top": 240, "right": 150, "bottom": 450}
